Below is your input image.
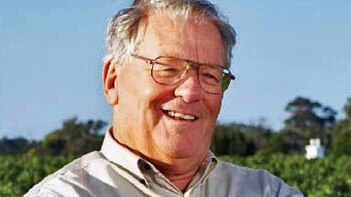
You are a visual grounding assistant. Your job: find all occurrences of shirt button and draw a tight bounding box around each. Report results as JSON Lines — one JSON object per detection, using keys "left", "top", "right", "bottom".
{"left": 139, "top": 179, "right": 147, "bottom": 185}
{"left": 143, "top": 163, "right": 151, "bottom": 171}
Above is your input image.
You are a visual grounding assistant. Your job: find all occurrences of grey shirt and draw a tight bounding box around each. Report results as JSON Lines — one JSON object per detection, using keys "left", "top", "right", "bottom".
{"left": 25, "top": 129, "right": 304, "bottom": 197}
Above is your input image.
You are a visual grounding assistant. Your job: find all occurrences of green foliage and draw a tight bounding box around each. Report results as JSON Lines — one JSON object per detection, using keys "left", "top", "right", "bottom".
{"left": 0, "top": 137, "right": 35, "bottom": 154}
{"left": 332, "top": 97, "right": 351, "bottom": 156}
{"left": 1, "top": 153, "right": 350, "bottom": 196}
{"left": 0, "top": 117, "right": 107, "bottom": 196}
{"left": 0, "top": 153, "right": 76, "bottom": 196}
{"left": 210, "top": 96, "right": 340, "bottom": 157}
{"left": 332, "top": 121, "right": 351, "bottom": 156}
{"left": 0, "top": 118, "right": 107, "bottom": 156}
{"left": 220, "top": 154, "right": 351, "bottom": 197}
{"left": 35, "top": 117, "right": 106, "bottom": 156}
{"left": 211, "top": 122, "right": 271, "bottom": 156}
{"left": 282, "top": 96, "right": 337, "bottom": 154}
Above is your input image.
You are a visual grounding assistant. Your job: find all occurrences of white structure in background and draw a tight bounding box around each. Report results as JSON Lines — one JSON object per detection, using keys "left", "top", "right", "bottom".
{"left": 305, "top": 138, "right": 325, "bottom": 159}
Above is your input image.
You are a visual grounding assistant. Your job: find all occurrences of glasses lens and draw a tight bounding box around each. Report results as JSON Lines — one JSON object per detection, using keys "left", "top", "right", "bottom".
{"left": 151, "top": 56, "right": 232, "bottom": 94}
{"left": 221, "top": 74, "right": 231, "bottom": 91}
{"left": 198, "top": 65, "right": 224, "bottom": 94}
{"left": 152, "top": 57, "right": 186, "bottom": 85}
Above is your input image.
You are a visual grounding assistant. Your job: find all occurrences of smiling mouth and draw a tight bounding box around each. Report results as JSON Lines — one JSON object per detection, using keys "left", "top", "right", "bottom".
{"left": 162, "top": 110, "right": 198, "bottom": 121}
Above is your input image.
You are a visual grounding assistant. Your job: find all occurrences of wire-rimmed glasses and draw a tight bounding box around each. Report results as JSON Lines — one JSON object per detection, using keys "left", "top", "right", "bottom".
{"left": 131, "top": 53, "right": 235, "bottom": 95}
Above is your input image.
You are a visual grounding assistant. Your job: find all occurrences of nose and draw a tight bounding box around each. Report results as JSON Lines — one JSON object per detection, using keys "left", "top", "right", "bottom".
{"left": 174, "top": 70, "right": 203, "bottom": 103}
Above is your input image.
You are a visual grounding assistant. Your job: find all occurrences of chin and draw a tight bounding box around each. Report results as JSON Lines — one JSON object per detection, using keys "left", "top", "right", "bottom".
{"left": 165, "top": 141, "right": 204, "bottom": 159}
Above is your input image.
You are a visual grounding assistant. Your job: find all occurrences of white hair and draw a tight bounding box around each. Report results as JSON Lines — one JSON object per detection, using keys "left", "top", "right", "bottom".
{"left": 105, "top": 0, "right": 236, "bottom": 67}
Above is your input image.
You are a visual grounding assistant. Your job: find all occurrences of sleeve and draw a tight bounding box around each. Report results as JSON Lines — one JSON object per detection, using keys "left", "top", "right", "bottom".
{"left": 272, "top": 172, "right": 304, "bottom": 197}
{"left": 23, "top": 174, "right": 93, "bottom": 197}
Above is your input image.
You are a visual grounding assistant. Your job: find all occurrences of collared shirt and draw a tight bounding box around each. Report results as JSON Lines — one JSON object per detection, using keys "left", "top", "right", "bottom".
{"left": 25, "top": 129, "right": 304, "bottom": 197}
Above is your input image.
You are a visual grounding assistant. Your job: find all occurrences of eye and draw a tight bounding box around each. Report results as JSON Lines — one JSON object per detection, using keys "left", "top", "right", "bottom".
{"left": 203, "top": 73, "right": 219, "bottom": 81}
{"left": 153, "top": 64, "right": 182, "bottom": 79}
{"left": 200, "top": 66, "right": 222, "bottom": 84}
{"left": 162, "top": 67, "right": 178, "bottom": 72}
{"left": 200, "top": 72, "right": 221, "bottom": 86}
{"left": 154, "top": 65, "right": 181, "bottom": 72}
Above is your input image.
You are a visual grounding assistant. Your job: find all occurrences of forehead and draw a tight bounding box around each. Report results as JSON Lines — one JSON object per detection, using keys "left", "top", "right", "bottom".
{"left": 136, "top": 13, "right": 225, "bottom": 66}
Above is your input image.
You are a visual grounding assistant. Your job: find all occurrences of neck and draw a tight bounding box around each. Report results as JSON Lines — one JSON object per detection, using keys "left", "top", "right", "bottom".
{"left": 166, "top": 170, "right": 197, "bottom": 192}
{"left": 110, "top": 126, "right": 209, "bottom": 192}
{"left": 150, "top": 155, "right": 207, "bottom": 192}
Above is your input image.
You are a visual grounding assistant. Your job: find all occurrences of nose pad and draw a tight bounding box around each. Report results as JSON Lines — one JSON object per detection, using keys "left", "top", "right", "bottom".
{"left": 174, "top": 70, "right": 203, "bottom": 102}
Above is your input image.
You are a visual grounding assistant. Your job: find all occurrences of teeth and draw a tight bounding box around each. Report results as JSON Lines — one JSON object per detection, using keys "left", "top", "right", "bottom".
{"left": 167, "top": 111, "right": 195, "bottom": 120}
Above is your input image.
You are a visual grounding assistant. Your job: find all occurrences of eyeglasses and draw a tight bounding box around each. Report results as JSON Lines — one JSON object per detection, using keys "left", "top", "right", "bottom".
{"left": 130, "top": 54, "right": 235, "bottom": 95}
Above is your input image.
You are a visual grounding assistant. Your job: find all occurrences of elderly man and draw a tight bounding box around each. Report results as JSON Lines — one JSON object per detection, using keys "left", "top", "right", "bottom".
{"left": 26, "top": 0, "right": 303, "bottom": 196}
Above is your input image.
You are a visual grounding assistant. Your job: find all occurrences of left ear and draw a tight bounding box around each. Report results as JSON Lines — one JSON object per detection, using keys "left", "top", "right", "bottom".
{"left": 102, "top": 59, "right": 119, "bottom": 105}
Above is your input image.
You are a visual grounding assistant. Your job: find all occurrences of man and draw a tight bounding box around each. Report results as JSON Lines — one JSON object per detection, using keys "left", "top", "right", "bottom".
{"left": 26, "top": 0, "right": 303, "bottom": 196}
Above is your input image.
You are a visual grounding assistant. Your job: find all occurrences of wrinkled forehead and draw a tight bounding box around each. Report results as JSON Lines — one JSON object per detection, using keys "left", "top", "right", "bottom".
{"left": 135, "top": 13, "right": 225, "bottom": 66}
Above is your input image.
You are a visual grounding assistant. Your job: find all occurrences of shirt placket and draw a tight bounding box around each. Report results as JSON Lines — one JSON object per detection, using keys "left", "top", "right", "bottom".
{"left": 138, "top": 160, "right": 184, "bottom": 197}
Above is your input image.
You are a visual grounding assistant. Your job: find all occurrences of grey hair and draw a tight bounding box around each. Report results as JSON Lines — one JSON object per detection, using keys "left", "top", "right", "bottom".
{"left": 105, "top": 0, "right": 236, "bottom": 67}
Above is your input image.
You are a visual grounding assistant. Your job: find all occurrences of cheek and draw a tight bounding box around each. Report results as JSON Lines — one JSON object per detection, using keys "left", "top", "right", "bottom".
{"left": 118, "top": 68, "right": 152, "bottom": 102}
{"left": 119, "top": 72, "right": 171, "bottom": 123}
{"left": 205, "top": 95, "right": 223, "bottom": 120}
{"left": 117, "top": 69, "right": 151, "bottom": 120}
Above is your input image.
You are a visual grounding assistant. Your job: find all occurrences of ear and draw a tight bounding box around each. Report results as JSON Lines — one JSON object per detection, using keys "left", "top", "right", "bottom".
{"left": 102, "top": 59, "right": 119, "bottom": 105}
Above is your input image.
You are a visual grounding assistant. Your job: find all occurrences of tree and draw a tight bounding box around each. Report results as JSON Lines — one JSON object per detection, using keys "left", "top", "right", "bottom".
{"left": 0, "top": 137, "right": 35, "bottom": 155}
{"left": 332, "top": 98, "right": 351, "bottom": 156}
{"left": 211, "top": 122, "right": 271, "bottom": 156}
{"left": 35, "top": 117, "right": 107, "bottom": 155}
{"left": 280, "top": 96, "right": 337, "bottom": 154}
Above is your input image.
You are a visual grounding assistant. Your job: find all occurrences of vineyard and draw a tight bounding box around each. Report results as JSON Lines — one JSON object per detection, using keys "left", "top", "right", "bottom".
{"left": 1, "top": 153, "right": 350, "bottom": 196}
{"left": 0, "top": 153, "right": 76, "bottom": 196}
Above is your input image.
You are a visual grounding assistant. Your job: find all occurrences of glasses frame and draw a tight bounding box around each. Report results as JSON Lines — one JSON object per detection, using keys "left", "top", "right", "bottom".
{"left": 130, "top": 53, "right": 236, "bottom": 94}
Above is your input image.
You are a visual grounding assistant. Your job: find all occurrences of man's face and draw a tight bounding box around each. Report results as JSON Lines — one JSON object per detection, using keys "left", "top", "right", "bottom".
{"left": 110, "top": 14, "right": 225, "bottom": 163}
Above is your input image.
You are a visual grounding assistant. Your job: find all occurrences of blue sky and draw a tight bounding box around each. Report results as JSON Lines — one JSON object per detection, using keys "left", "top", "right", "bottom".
{"left": 1, "top": 0, "right": 350, "bottom": 140}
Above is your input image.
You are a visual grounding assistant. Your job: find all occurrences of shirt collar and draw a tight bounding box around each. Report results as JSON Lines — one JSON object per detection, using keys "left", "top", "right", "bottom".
{"left": 100, "top": 127, "right": 145, "bottom": 180}
{"left": 100, "top": 126, "right": 218, "bottom": 185}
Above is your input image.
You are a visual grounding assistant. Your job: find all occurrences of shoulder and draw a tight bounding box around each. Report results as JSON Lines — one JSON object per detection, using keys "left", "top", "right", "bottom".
{"left": 209, "top": 160, "right": 304, "bottom": 197}
{"left": 24, "top": 151, "right": 105, "bottom": 197}
{"left": 212, "top": 160, "right": 279, "bottom": 182}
